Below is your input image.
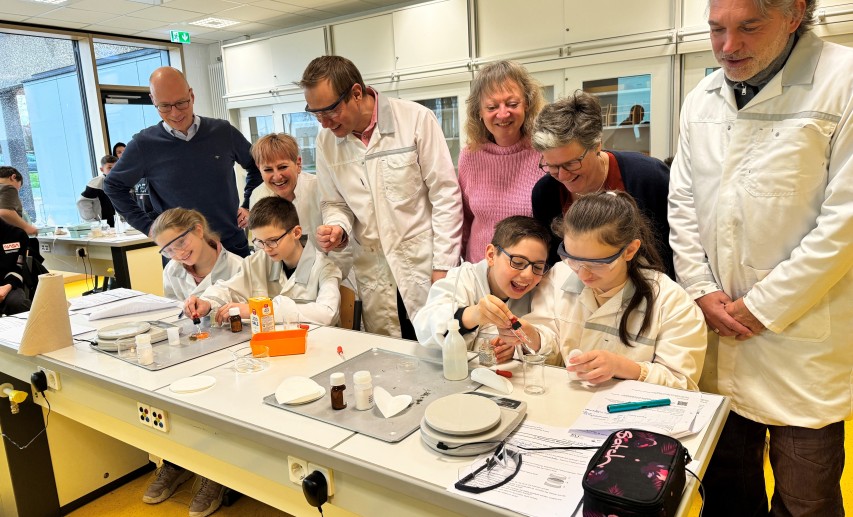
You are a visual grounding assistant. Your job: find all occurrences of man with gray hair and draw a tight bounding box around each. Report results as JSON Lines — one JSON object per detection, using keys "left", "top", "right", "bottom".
{"left": 669, "top": 0, "right": 851, "bottom": 514}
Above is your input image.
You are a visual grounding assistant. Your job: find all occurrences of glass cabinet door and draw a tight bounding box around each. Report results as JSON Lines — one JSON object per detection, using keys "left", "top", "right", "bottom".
{"left": 398, "top": 83, "right": 468, "bottom": 167}
{"left": 583, "top": 74, "right": 652, "bottom": 156}
{"left": 281, "top": 111, "right": 320, "bottom": 173}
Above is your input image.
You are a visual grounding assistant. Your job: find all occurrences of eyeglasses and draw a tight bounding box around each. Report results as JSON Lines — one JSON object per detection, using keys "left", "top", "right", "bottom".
{"left": 453, "top": 439, "right": 600, "bottom": 494}
{"left": 454, "top": 441, "right": 523, "bottom": 494}
{"left": 252, "top": 226, "right": 295, "bottom": 250}
{"left": 496, "top": 246, "right": 550, "bottom": 276}
{"left": 557, "top": 241, "right": 628, "bottom": 272}
{"left": 305, "top": 85, "right": 353, "bottom": 120}
{"left": 159, "top": 227, "right": 195, "bottom": 258}
{"left": 154, "top": 98, "right": 191, "bottom": 113}
{"left": 538, "top": 147, "right": 592, "bottom": 175}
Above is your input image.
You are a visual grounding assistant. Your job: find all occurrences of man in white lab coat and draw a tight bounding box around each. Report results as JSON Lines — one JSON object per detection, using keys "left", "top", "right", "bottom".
{"left": 299, "top": 55, "right": 462, "bottom": 339}
{"left": 668, "top": 0, "right": 853, "bottom": 515}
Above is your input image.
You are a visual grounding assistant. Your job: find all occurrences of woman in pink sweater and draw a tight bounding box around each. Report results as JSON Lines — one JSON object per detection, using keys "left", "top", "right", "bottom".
{"left": 459, "top": 60, "right": 545, "bottom": 262}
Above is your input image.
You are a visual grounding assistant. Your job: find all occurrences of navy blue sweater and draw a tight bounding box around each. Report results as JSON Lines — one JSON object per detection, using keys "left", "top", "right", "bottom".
{"left": 531, "top": 150, "right": 674, "bottom": 278}
{"left": 104, "top": 117, "right": 261, "bottom": 257}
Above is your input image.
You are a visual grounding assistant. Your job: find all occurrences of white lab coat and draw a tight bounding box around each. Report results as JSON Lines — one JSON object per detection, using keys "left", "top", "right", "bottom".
{"left": 526, "top": 263, "right": 706, "bottom": 391}
{"left": 199, "top": 239, "right": 341, "bottom": 326}
{"left": 668, "top": 32, "right": 853, "bottom": 426}
{"left": 249, "top": 173, "right": 354, "bottom": 280}
{"left": 412, "top": 260, "right": 549, "bottom": 356}
{"left": 163, "top": 246, "right": 243, "bottom": 301}
{"left": 316, "top": 92, "right": 462, "bottom": 337}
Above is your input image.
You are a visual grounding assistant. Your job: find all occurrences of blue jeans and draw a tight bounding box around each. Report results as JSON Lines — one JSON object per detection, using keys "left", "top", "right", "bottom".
{"left": 703, "top": 411, "right": 845, "bottom": 517}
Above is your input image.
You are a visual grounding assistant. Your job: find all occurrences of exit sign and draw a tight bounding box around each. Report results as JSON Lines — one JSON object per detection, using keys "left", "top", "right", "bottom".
{"left": 170, "top": 30, "right": 191, "bottom": 44}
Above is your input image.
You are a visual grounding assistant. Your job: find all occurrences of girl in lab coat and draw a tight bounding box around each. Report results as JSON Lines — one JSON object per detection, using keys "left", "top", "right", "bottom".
{"left": 524, "top": 191, "right": 706, "bottom": 390}
{"left": 151, "top": 208, "right": 242, "bottom": 301}
{"left": 146, "top": 208, "right": 243, "bottom": 511}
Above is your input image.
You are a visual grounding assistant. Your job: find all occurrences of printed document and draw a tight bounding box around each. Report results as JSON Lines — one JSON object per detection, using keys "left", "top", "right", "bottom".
{"left": 448, "top": 421, "right": 598, "bottom": 517}
{"left": 0, "top": 318, "right": 94, "bottom": 350}
{"left": 68, "top": 288, "right": 144, "bottom": 311}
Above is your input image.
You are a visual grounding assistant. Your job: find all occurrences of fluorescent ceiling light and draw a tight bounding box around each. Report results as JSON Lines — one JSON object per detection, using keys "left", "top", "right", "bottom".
{"left": 26, "top": 0, "right": 67, "bottom": 4}
{"left": 189, "top": 17, "right": 239, "bottom": 29}
{"left": 126, "top": 0, "right": 164, "bottom": 4}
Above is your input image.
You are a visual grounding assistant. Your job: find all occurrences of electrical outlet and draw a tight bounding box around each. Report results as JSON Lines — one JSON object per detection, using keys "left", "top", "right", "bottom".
{"left": 137, "top": 402, "right": 152, "bottom": 427}
{"left": 76, "top": 247, "right": 87, "bottom": 258}
{"left": 307, "top": 463, "right": 335, "bottom": 497}
{"left": 39, "top": 243, "right": 50, "bottom": 253}
{"left": 38, "top": 367, "right": 61, "bottom": 390}
{"left": 287, "top": 456, "right": 309, "bottom": 484}
{"left": 150, "top": 406, "right": 169, "bottom": 432}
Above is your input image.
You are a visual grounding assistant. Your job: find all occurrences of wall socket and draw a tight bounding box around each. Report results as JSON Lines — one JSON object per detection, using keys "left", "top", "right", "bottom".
{"left": 38, "top": 367, "right": 61, "bottom": 390}
{"left": 307, "top": 463, "right": 335, "bottom": 497}
{"left": 75, "top": 247, "right": 87, "bottom": 258}
{"left": 137, "top": 402, "right": 152, "bottom": 427}
{"left": 39, "top": 243, "right": 50, "bottom": 253}
{"left": 150, "top": 406, "right": 169, "bottom": 432}
{"left": 287, "top": 456, "right": 309, "bottom": 484}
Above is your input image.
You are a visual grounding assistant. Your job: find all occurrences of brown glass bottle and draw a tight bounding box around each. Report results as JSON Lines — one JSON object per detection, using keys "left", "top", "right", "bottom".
{"left": 330, "top": 372, "right": 347, "bottom": 410}
{"left": 229, "top": 307, "right": 243, "bottom": 332}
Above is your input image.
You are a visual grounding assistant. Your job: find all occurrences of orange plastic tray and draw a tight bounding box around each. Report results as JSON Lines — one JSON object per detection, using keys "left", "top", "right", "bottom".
{"left": 250, "top": 324, "right": 308, "bottom": 357}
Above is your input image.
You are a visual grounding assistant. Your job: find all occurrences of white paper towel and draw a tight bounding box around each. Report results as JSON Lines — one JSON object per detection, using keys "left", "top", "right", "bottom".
{"left": 18, "top": 273, "right": 73, "bottom": 356}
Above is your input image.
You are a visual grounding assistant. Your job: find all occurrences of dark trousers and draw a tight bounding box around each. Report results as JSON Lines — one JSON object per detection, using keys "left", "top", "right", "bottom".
{"left": 396, "top": 289, "right": 416, "bottom": 341}
{"left": 703, "top": 411, "right": 845, "bottom": 517}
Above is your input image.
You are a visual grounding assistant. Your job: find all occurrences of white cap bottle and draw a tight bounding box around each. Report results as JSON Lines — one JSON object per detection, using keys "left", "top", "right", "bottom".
{"left": 353, "top": 370, "right": 374, "bottom": 410}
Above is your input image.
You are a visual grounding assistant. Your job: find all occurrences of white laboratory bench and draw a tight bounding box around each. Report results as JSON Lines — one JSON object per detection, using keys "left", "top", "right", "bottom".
{"left": 0, "top": 312, "right": 728, "bottom": 517}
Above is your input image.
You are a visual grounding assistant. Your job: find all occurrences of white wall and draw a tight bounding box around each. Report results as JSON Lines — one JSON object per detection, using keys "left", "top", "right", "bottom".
{"left": 181, "top": 42, "right": 216, "bottom": 117}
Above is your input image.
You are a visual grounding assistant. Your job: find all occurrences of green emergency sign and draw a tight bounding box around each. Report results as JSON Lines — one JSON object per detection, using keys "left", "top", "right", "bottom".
{"left": 170, "top": 30, "right": 191, "bottom": 44}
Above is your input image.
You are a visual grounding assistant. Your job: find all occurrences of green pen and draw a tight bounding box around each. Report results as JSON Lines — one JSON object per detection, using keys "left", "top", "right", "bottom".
{"left": 607, "top": 398, "right": 671, "bottom": 413}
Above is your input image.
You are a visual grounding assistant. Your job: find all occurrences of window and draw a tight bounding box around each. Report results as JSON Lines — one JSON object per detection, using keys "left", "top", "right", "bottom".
{"left": 584, "top": 74, "right": 652, "bottom": 155}
{"left": 414, "top": 96, "right": 460, "bottom": 167}
{"left": 95, "top": 42, "right": 169, "bottom": 87}
{"left": 282, "top": 112, "right": 320, "bottom": 173}
{"left": 249, "top": 115, "right": 274, "bottom": 143}
{"left": 0, "top": 32, "right": 95, "bottom": 226}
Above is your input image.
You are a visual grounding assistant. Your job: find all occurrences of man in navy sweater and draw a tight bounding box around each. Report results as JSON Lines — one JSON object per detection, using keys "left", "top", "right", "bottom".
{"left": 105, "top": 67, "right": 261, "bottom": 257}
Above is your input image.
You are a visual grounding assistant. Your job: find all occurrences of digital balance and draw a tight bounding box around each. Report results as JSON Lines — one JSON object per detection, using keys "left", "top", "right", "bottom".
{"left": 420, "top": 392, "right": 527, "bottom": 456}
{"left": 95, "top": 321, "right": 178, "bottom": 352}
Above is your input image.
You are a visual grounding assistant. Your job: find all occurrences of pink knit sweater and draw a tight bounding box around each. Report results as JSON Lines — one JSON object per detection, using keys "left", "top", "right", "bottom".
{"left": 458, "top": 139, "right": 544, "bottom": 262}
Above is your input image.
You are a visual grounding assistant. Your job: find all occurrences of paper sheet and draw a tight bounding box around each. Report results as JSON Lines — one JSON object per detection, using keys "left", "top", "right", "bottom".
{"left": 568, "top": 381, "right": 704, "bottom": 438}
{"left": 68, "top": 288, "right": 144, "bottom": 311}
{"left": 0, "top": 318, "right": 95, "bottom": 350}
{"left": 82, "top": 294, "right": 181, "bottom": 320}
{"left": 448, "top": 421, "right": 599, "bottom": 517}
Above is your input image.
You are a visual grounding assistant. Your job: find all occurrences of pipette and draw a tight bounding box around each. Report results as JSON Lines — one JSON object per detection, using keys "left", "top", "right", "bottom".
{"left": 509, "top": 317, "right": 536, "bottom": 355}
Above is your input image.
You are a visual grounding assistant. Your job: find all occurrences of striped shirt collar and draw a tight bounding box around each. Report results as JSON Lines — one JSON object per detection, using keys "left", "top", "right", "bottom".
{"left": 163, "top": 115, "right": 201, "bottom": 141}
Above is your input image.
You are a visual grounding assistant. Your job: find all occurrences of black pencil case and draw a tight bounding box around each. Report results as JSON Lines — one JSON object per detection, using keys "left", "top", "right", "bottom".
{"left": 582, "top": 429, "right": 690, "bottom": 517}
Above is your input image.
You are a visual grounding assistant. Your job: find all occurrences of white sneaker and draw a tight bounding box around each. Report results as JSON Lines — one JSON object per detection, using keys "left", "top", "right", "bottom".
{"left": 143, "top": 463, "right": 192, "bottom": 504}
{"left": 188, "top": 477, "right": 226, "bottom": 517}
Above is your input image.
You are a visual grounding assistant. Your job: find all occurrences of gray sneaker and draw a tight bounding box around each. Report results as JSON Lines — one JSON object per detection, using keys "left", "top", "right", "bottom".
{"left": 143, "top": 463, "right": 192, "bottom": 504}
{"left": 189, "top": 477, "right": 225, "bottom": 517}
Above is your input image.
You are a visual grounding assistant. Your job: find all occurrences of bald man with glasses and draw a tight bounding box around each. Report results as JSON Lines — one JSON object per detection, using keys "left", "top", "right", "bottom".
{"left": 105, "top": 66, "right": 262, "bottom": 258}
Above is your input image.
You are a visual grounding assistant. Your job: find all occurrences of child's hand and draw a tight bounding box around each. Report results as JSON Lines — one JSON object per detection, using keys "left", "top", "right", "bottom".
{"left": 214, "top": 303, "right": 249, "bottom": 325}
{"left": 474, "top": 294, "right": 513, "bottom": 328}
{"left": 567, "top": 350, "right": 641, "bottom": 384}
{"left": 184, "top": 296, "right": 210, "bottom": 319}
{"left": 491, "top": 336, "right": 515, "bottom": 363}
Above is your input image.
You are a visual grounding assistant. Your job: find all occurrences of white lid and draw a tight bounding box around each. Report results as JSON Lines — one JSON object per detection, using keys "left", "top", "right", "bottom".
{"left": 353, "top": 370, "right": 372, "bottom": 385}
{"left": 228, "top": 307, "right": 240, "bottom": 316}
{"left": 330, "top": 372, "right": 346, "bottom": 386}
{"left": 135, "top": 333, "right": 151, "bottom": 345}
{"left": 446, "top": 319, "right": 460, "bottom": 331}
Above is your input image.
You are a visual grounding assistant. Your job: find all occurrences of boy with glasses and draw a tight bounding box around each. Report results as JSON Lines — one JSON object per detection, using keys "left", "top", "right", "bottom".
{"left": 185, "top": 196, "right": 341, "bottom": 327}
{"left": 414, "top": 216, "right": 552, "bottom": 363}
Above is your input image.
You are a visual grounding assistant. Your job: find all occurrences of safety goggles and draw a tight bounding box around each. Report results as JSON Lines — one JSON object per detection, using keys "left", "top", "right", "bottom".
{"left": 557, "top": 242, "right": 628, "bottom": 272}
{"left": 159, "top": 227, "right": 195, "bottom": 258}
{"left": 304, "top": 85, "right": 353, "bottom": 120}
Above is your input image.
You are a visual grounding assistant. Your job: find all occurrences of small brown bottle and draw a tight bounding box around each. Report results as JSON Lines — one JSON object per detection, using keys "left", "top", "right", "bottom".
{"left": 229, "top": 307, "right": 243, "bottom": 332}
{"left": 330, "top": 372, "right": 347, "bottom": 410}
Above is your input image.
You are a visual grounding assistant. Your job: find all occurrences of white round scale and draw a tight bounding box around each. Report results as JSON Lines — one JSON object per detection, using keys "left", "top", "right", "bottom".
{"left": 423, "top": 393, "right": 501, "bottom": 436}
{"left": 99, "top": 321, "right": 151, "bottom": 340}
{"left": 169, "top": 375, "right": 217, "bottom": 394}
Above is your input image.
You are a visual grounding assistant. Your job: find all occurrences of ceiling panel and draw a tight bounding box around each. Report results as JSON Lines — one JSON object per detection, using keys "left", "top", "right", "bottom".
{"left": 101, "top": 14, "right": 168, "bottom": 31}
{"left": 131, "top": 6, "right": 203, "bottom": 23}
{"left": 160, "top": 0, "right": 242, "bottom": 14}
{"left": 219, "top": 4, "right": 290, "bottom": 22}
{"left": 71, "top": 0, "right": 148, "bottom": 15}
{"left": 0, "top": 1, "right": 57, "bottom": 17}
{"left": 24, "top": 18, "right": 89, "bottom": 29}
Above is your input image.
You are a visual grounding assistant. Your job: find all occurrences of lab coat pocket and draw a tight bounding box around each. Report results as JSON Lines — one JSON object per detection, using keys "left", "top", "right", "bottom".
{"left": 779, "top": 297, "right": 830, "bottom": 342}
{"left": 742, "top": 125, "right": 830, "bottom": 197}
{"left": 381, "top": 149, "right": 422, "bottom": 202}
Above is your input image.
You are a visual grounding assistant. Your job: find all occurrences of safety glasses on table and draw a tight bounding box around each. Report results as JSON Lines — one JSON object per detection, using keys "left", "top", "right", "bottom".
{"left": 453, "top": 439, "right": 600, "bottom": 494}
{"left": 159, "top": 227, "right": 195, "bottom": 258}
{"left": 557, "top": 242, "right": 628, "bottom": 272}
{"left": 495, "top": 246, "right": 550, "bottom": 276}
